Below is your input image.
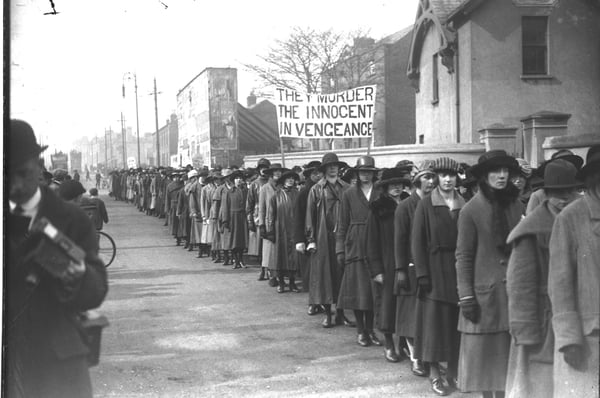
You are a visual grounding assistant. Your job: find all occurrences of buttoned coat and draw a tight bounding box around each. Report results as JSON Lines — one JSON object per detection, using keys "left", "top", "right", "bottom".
{"left": 200, "top": 183, "right": 215, "bottom": 244}
{"left": 455, "top": 191, "right": 523, "bottom": 334}
{"left": 267, "top": 186, "right": 299, "bottom": 274}
{"left": 221, "top": 185, "right": 248, "bottom": 250}
{"left": 6, "top": 186, "right": 108, "bottom": 398}
{"left": 165, "top": 180, "right": 183, "bottom": 236}
{"left": 305, "top": 178, "right": 349, "bottom": 305}
{"left": 412, "top": 188, "right": 464, "bottom": 304}
{"left": 366, "top": 194, "right": 398, "bottom": 332}
{"left": 393, "top": 191, "right": 421, "bottom": 338}
{"left": 246, "top": 176, "right": 268, "bottom": 256}
{"left": 258, "top": 180, "right": 278, "bottom": 269}
{"left": 548, "top": 193, "right": 600, "bottom": 398}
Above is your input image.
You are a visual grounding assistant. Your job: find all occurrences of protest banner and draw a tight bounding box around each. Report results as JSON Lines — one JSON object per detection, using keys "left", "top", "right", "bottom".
{"left": 274, "top": 86, "right": 377, "bottom": 140}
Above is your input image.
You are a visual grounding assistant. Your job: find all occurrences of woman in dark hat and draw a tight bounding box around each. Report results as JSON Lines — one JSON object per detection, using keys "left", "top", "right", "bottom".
{"left": 294, "top": 160, "right": 323, "bottom": 306}
{"left": 336, "top": 155, "right": 381, "bottom": 347}
{"left": 305, "top": 152, "right": 352, "bottom": 328}
{"left": 526, "top": 149, "right": 584, "bottom": 214}
{"left": 547, "top": 145, "right": 599, "bottom": 398}
{"left": 258, "top": 163, "right": 289, "bottom": 285}
{"left": 220, "top": 170, "right": 249, "bottom": 268}
{"left": 412, "top": 157, "right": 465, "bottom": 396}
{"left": 455, "top": 150, "right": 523, "bottom": 398}
{"left": 395, "top": 160, "right": 437, "bottom": 376}
{"left": 458, "top": 166, "right": 478, "bottom": 202}
{"left": 246, "top": 158, "right": 272, "bottom": 269}
{"left": 505, "top": 159, "right": 583, "bottom": 398}
{"left": 365, "top": 166, "right": 412, "bottom": 362}
{"left": 267, "top": 171, "right": 301, "bottom": 291}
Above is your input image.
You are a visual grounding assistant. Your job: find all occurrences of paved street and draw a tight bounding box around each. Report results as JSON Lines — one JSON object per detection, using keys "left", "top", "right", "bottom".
{"left": 90, "top": 188, "right": 475, "bottom": 398}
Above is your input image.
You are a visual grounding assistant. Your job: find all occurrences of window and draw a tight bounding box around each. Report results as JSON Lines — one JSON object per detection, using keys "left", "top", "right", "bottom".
{"left": 419, "top": 134, "right": 424, "bottom": 144}
{"left": 432, "top": 53, "right": 439, "bottom": 104}
{"left": 522, "top": 16, "right": 548, "bottom": 75}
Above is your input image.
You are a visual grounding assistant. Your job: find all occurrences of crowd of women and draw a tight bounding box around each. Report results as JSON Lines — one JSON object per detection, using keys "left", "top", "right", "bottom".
{"left": 109, "top": 145, "right": 599, "bottom": 398}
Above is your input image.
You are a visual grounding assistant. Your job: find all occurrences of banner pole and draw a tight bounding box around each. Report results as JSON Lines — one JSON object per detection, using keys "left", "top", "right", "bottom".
{"left": 367, "top": 135, "right": 372, "bottom": 156}
{"left": 279, "top": 136, "right": 286, "bottom": 168}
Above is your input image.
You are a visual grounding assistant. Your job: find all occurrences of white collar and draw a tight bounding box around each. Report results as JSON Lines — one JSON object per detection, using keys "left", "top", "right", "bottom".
{"left": 10, "top": 187, "right": 41, "bottom": 215}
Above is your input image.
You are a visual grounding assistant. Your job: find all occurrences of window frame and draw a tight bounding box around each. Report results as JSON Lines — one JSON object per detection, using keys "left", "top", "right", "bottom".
{"left": 521, "top": 16, "right": 549, "bottom": 77}
{"left": 432, "top": 53, "right": 439, "bottom": 105}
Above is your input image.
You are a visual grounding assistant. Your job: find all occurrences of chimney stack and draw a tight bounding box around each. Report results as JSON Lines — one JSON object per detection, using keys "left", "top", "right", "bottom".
{"left": 247, "top": 92, "right": 257, "bottom": 107}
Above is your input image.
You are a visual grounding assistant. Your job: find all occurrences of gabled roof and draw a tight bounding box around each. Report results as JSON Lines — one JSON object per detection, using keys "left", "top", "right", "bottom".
{"left": 429, "top": 0, "right": 468, "bottom": 23}
{"left": 379, "top": 25, "right": 413, "bottom": 45}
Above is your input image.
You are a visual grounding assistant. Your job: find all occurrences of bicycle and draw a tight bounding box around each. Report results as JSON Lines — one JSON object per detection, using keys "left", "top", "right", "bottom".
{"left": 97, "top": 230, "right": 116, "bottom": 267}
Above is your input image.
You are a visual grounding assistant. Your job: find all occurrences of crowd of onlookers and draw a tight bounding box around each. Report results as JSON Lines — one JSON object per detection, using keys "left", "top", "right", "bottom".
{"left": 108, "top": 145, "right": 599, "bottom": 398}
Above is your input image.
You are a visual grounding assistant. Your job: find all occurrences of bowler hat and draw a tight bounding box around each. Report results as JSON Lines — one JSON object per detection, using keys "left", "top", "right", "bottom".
{"left": 577, "top": 144, "right": 600, "bottom": 180}
{"left": 58, "top": 180, "right": 86, "bottom": 201}
{"left": 470, "top": 150, "right": 519, "bottom": 178}
{"left": 276, "top": 171, "right": 300, "bottom": 185}
{"left": 431, "top": 157, "right": 460, "bottom": 173}
{"left": 9, "top": 119, "right": 48, "bottom": 167}
{"left": 352, "top": 155, "right": 379, "bottom": 172}
{"left": 376, "top": 167, "right": 411, "bottom": 188}
{"left": 263, "top": 163, "right": 289, "bottom": 175}
{"left": 543, "top": 159, "right": 583, "bottom": 189}
{"left": 319, "top": 153, "right": 348, "bottom": 171}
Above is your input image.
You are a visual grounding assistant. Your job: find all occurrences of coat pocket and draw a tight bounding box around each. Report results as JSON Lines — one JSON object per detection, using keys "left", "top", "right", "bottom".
{"left": 474, "top": 282, "right": 509, "bottom": 333}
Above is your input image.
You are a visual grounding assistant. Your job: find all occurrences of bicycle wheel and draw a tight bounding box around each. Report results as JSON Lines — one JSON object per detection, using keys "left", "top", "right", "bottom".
{"left": 97, "top": 231, "right": 116, "bottom": 267}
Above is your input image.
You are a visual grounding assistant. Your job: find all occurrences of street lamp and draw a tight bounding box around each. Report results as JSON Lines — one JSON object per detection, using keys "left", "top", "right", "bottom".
{"left": 123, "top": 72, "right": 140, "bottom": 166}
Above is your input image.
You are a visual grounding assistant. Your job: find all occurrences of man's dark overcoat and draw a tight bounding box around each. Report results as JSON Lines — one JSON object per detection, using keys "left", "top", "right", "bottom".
{"left": 7, "top": 186, "right": 108, "bottom": 398}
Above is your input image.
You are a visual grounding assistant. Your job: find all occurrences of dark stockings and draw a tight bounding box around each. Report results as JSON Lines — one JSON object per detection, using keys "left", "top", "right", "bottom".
{"left": 353, "top": 310, "right": 374, "bottom": 334}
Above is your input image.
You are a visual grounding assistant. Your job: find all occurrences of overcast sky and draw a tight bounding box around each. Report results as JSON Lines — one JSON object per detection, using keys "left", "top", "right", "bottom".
{"left": 10, "top": 0, "right": 419, "bottom": 153}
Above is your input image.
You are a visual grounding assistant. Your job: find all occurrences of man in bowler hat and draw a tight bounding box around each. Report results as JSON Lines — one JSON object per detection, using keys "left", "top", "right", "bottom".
{"left": 6, "top": 120, "right": 108, "bottom": 397}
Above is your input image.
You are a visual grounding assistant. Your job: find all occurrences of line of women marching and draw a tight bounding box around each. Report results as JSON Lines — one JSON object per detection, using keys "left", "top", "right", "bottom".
{"left": 110, "top": 145, "right": 599, "bottom": 398}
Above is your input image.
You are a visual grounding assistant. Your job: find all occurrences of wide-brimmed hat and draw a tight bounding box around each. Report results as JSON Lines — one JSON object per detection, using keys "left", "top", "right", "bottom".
{"left": 431, "top": 157, "right": 460, "bottom": 173}
{"left": 376, "top": 167, "right": 412, "bottom": 188}
{"left": 263, "top": 163, "right": 289, "bottom": 175}
{"left": 256, "top": 158, "right": 271, "bottom": 170}
{"left": 577, "top": 144, "right": 600, "bottom": 180}
{"left": 470, "top": 150, "right": 519, "bottom": 178}
{"left": 227, "top": 170, "right": 246, "bottom": 181}
{"left": 352, "top": 155, "right": 379, "bottom": 172}
{"left": 276, "top": 171, "right": 300, "bottom": 185}
{"left": 544, "top": 159, "right": 584, "bottom": 189}
{"left": 319, "top": 153, "right": 347, "bottom": 171}
{"left": 58, "top": 180, "right": 86, "bottom": 201}
{"left": 302, "top": 161, "right": 322, "bottom": 178}
{"left": 10, "top": 119, "right": 48, "bottom": 168}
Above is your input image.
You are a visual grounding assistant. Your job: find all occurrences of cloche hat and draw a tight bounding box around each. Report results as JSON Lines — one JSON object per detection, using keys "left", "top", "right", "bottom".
{"left": 376, "top": 167, "right": 411, "bottom": 188}
{"left": 352, "top": 155, "right": 379, "bottom": 172}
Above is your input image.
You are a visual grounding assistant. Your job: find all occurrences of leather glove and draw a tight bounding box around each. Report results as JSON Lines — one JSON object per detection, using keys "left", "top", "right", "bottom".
{"left": 259, "top": 225, "right": 267, "bottom": 239}
{"left": 459, "top": 297, "right": 481, "bottom": 324}
{"left": 416, "top": 276, "right": 431, "bottom": 300}
{"left": 247, "top": 219, "right": 256, "bottom": 232}
{"left": 396, "top": 270, "right": 408, "bottom": 289}
{"left": 295, "top": 242, "right": 306, "bottom": 253}
{"left": 337, "top": 253, "right": 346, "bottom": 270}
{"left": 562, "top": 344, "right": 585, "bottom": 370}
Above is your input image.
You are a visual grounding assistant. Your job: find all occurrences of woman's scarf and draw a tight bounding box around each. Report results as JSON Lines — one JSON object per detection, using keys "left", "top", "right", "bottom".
{"left": 479, "top": 181, "right": 519, "bottom": 255}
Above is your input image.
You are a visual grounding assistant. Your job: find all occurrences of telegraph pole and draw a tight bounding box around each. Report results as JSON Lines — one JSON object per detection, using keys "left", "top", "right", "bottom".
{"left": 120, "top": 112, "right": 127, "bottom": 168}
{"left": 154, "top": 77, "right": 160, "bottom": 167}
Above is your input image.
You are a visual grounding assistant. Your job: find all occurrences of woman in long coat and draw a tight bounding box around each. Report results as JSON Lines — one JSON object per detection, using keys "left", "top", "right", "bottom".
{"left": 336, "top": 155, "right": 381, "bottom": 347}
{"left": 166, "top": 172, "right": 184, "bottom": 244}
{"left": 188, "top": 171, "right": 203, "bottom": 251}
{"left": 199, "top": 176, "right": 215, "bottom": 258}
{"left": 305, "top": 153, "right": 350, "bottom": 328}
{"left": 412, "top": 157, "right": 464, "bottom": 396}
{"left": 394, "top": 164, "right": 436, "bottom": 376}
{"left": 548, "top": 146, "right": 599, "bottom": 398}
{"left": 505, "top": 159, "right": 582, "bottom": 398}
{"left": 267, "top": 171, "right": 300, "bottom": 291}
{"left": 366, "top": 167, "right": 411, "bottom": 362}
{"left": 176, "top": 174, "right": 191, "bottom": 248}
{"left": 221, "top": 170, "right": 248, "bottom": 268}
{"left": 455, "top": 150, "right": 523, "bottom": 398}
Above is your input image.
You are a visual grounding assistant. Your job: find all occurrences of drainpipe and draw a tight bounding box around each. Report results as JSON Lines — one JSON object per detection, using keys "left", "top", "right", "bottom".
{"left": 454, "top": 43, "right": 460, "bottom": 143}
